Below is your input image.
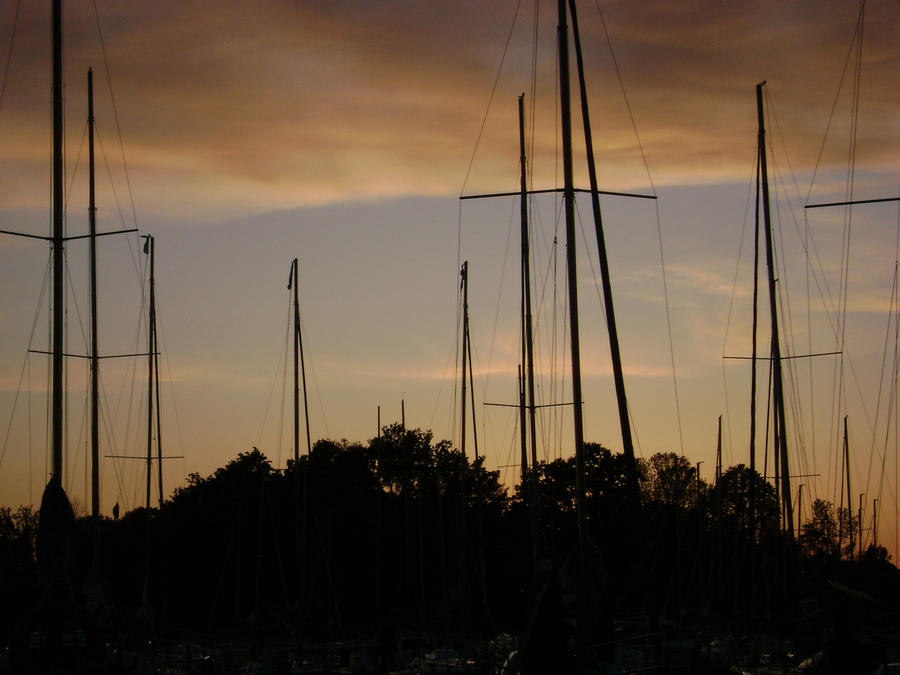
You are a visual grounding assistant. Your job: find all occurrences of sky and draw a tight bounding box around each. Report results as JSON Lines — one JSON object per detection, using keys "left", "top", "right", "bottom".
{"left": 0, "top": 0, "right": 899, "bottom": 553}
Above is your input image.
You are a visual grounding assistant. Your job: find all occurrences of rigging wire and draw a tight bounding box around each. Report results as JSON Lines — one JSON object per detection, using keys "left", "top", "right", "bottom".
{"left": 65, "top": 122, "right": 88, "bottom": 214}
{"left": 91, "top": 0, "right": 139, "bottom": 233}
{"left": 527, "top": 0, "right": 539, "bottom": 172}
{"left": 766, "top": 109, "right": 815, "bottom": 497}
{"left": 805, "top": 1, "right": 867, "bottom": 205}
{"left": 592, "top": 0, "right": 656, "bottom": 196}
{"left": 558, "top": 203, "right": 570, "bottom": 461}
{"left": 721, "top": 144, "right": 762, "bottom": 470}
{"left": 96, "top": 131, "right": 149, "bottom": 511}
{"left": 770, "top": 89, "right": 843, "bottom": 500}
{"left": 255, "top": 292, "right": 291, "bottom": 467}
{"left": 537, "top": 215, "right": 562, "bottom": 462}
{"left": 864, "top": 263, "right": 898, "bottom": 506}
{"left": 894, "top": 202, "right": 900, "bottom": 556}
{"left": 100, "top": 369, "right": 128, "bottom": 511}
{"left": 768, "top": 94, "right": 822, "bottom": 488}
{"left": 893, "top": 200, "right": 900, "bottom": 557}
{"left": 653, "top": 199, "right": 686, "bottom": 457}
{"left": 874, "top": 256, "right": 900, "bottom": 538}
{"left": 95, "top": 124, "right": 142, "bottom": 283}
{"left": 426, "top": 260, "right": 460, "bottom": 440}
{"left": 485, "top": 198, "right": 518, "bottom": 409}
{"left": 86, "top": 0, "right": 157, "bottom": 508}
{"left": 830, "top": 1, "right": 866, "bottom": 516}
{"left": 449, "top": 250, "right": 463, "bottom": 448}
{"left": 26, "top": 355, "right": 31, "bottom": 504}
{"left": 458, "top": 0, "right": 524, "bottom": 200}
{"left": 63, "top": 243, "right": 89, "bottom": 356}
{"left": 0, "top": 256, "right": 52, "bottom": 476}
{"left": 44, "top": 281, "right": 50, "bottom": 486}
{"left": 155, "top": 295, "right": 189, "bottom": 489}
{"left": 531, "top": 202, "right": 558, "bottom": 462}
{"left": 109, "top": 246, "right": 149, "bottom": 511}
{"left": 455, "top": 0, "right": 533, "bottom": 467}
{"left": 593, "top": 0, "right": 685, "bottom": 457}
{"left": 277, "top": 299, "right": 288, "bottom": 464}
{"left": 0, "top": 0, "right": 20, "bottom": 118}
{"left": 78, "top": 362, "right": 90, "bottom": 507}
{"left": 297, "top": 308, "right": 329, "bottom": 441}
{"left": 865, "top": 205, "right": 900, "bottom": 537}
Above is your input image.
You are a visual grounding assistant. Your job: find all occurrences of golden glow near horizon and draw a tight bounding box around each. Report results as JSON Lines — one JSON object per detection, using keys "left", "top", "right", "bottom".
{"left": 1, "top": 0, "right": 899, "bottom": 556}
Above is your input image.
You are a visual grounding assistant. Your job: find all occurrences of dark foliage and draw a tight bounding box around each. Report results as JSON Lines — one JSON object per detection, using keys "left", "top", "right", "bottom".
{"left": 2, "top": 436, "right": 899, "bottom": 649}
{"left": 0, "top": 506, "right": 39, "bottom": 637}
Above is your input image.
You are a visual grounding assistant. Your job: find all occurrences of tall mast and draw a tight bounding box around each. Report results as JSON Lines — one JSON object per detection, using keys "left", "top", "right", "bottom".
{"left": 154, "top": 247, "right": 163, "bottom": 507}
{"left": 288, "top": 258, "right": 312, "bottom": 457}
{"left": 567, "top": 0, "right": 640, "bottom": 509}
{"left": 466, "top": 306, "right": 479, "bottom": 460}
{"left": 297, "top": 264, "right": 312, "bottom": 455}
{"left": 51, "top": 0, "right": 64, "bottom": 483}
{"left": 291, "top": 259, "right": 300, "bottom": 461}
{"left": 88, "top": 68, "right": 100, "bottom": 516}
{"left": 518, "top": 365, "right": 528, "bottom": 485}
{"left": 518, "top": 93, "right": 541, "bottom": 565}
{"left": 288, "top": 258, "right": 311, "bottom": 632}
{"left": 460, "top": 261, "right": 469, "bottom": 459}
{"left": 714, "top": 415, "right": 724, "bottom": 599}
{"left": 858, "top": 493, "right": 864, "bottom": 558}
{"left": 756, "top": 81, "right": 793, "bottom": 538}
{"left": 843, "top": 416, "right": 852, "bottom": 557}
{"left": 558, "top": 0, "right": 589, "bottom": 651}
{"left": 143, "top": 235, "right": 156, "bottom": 509}
{"left": 750, "top": 148, "right": 761, "bottom": 534}
{"left": 715, "top": 415, "right": 723, "bottom": 486}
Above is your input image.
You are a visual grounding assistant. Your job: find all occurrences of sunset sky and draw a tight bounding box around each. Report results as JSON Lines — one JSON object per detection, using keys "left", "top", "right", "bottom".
{"left": 0, "top": 1, "right": 898, "bottom": 552}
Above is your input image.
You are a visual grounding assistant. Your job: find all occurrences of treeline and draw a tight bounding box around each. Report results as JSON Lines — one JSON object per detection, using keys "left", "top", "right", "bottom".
{"left": 1, "top": 423, "right": 899, "bottom": 642}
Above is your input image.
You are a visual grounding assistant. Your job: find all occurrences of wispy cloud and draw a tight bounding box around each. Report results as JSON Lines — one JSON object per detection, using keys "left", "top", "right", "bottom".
{"left": 2, "top": 1, "right": 896, "bottom": 221}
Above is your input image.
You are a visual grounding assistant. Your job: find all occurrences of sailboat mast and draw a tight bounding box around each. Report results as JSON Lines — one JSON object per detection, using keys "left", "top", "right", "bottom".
{"left": 88, "top": 68, "right": 100, "bottom": 516}
{"left": 518, "top": 365, "right": 528, "bottom": 483}
{"left": 558, "top": 0, "right": 590, "bottom": 650}
{"left": 756, "top": 81, "right": 793, "bottom": 538}
{"left": 460, "top": 261, "right": 469, "bottom": 459}
{"left": 715, "top": 415, "right": 723, "bottom": 486}
{"left": 750, "top": 150, "right": 761, "bottom": 533}
{"left": 466, "top": 310, "right": 479, "bottom": 459}
{"left": 154, "top": 253, "right": 163, "bottom": 507}
{"left": 558, "top": 0, "right": 585, "bottom": 531}
{"left": 291, "top": 259, "right": 300, "bottom": 461}
{"left": 858, "top": 493, "right": 864, "bottom": 558}
{"left": 297, "top": 265, "right": 312, "bottom": 455}
{"left": 144, "top": 235, "right": 156, "bottom": 509}
{"left": 289, "top": 258, "right": 312, "bottom": 456}
{"left": 51, "top": 0, "right": 64, "bottom": 482}
{"left": 518, "top": 93, "right": 541, "bottom": 565}
{"left": 567, "top": 0, "right": 641, "bottom": 509}
{"left": 144, "top": 234, "right": 154, "bottom": 509}
{"left": 844, "top": 416, "right": 852, "bottom": 557}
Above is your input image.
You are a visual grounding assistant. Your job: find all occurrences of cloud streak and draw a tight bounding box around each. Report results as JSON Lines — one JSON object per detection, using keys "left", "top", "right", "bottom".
{"left": 1, "top": 1, "right": 896, "bottom": 222}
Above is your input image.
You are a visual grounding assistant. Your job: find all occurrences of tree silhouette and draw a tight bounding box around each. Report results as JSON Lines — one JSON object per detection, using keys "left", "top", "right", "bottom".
{"left": 0, "top": 506, "right": 39, "bottom": 640}
{"left": 799, "top": 498, "right": 840, "bottom": 561}
{"left": 645, "top": 451, "right": 699, "bottom": 510}
{"left": 717, "top": 464, "right": 779, "bottom": 534}
{"left": 5, "top": 426, "right": 900, "bottom": 665}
